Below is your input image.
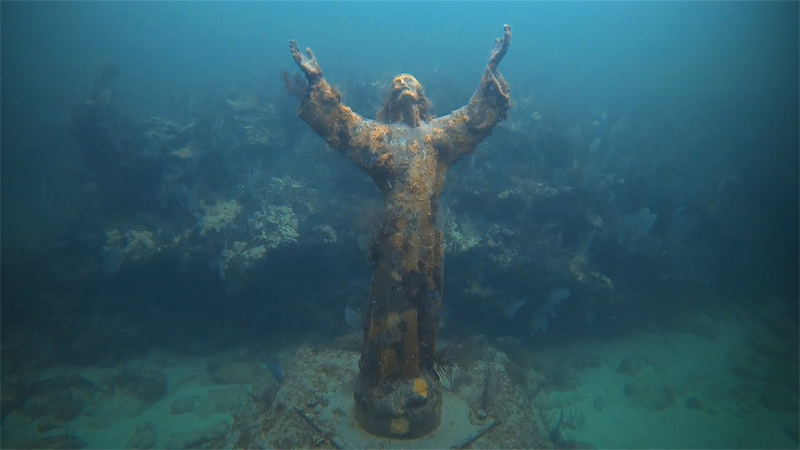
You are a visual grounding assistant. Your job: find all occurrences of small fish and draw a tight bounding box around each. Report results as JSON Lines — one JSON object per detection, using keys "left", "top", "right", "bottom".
{"left": 546, "top": 288, "right": 570, "bottom": 306}
{"left": 101, "top": 248, "right": 126, "bottom": 275}
{"left": 265, "top": 361, "right": 283, "bottom": 383}
{"left": 503, "top": 296, "right": 528, "bottom": 319}
{"left": 588, "top": 137, "right": 602, "bottom": 154}
{"left": 344, "top": 306, "right": 362, "bottom": 332}
{"left": 261, "top": 351, "right": 283, "bottom": 383}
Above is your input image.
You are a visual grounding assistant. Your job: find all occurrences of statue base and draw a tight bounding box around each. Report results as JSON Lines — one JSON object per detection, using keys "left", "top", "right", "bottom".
{"left": 353, "top": 370, "right": 442, "bottom": 439}
{"left": 247, "top": 346, "right": 494, "bottom": 449}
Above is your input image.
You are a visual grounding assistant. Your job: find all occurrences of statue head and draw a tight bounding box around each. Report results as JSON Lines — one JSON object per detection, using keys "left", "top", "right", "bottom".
{"left": 376, "top": 74, "right": 432, "bottom": 128}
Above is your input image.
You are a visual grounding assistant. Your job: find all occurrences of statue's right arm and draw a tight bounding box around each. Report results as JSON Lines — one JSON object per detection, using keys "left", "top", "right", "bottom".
{"left": 431, "top": 25, "right": 512, "bottom": 165}
{"left": 285, "top": 41, "right": 393, "bottom": 179}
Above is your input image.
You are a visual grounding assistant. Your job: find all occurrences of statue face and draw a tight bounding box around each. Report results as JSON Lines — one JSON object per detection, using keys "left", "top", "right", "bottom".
{"left": 376, "top": 74, "right": 432, "bottom": 127}
{"left": 390, "top": 74, "right": 424, "bottom": 104}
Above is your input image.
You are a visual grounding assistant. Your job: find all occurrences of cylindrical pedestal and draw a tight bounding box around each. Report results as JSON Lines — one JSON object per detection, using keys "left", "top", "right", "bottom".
{"left": 354, "top": 371, "right": 442, "bottom": 438}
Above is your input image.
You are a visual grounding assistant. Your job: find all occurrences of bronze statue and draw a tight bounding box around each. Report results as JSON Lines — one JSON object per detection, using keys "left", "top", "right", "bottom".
{"left": 283, "top": 24, "right": 511, "bottom": 439}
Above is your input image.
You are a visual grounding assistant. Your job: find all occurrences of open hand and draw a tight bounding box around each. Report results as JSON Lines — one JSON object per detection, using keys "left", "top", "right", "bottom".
{"left": 488, "top": 24, "right": 512, "bottom": 71}
{"left": 289, "top": 40, "right": 323, "bottom": 81}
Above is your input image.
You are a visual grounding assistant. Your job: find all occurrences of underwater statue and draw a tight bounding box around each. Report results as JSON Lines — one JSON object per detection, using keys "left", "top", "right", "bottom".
{"left": 283, "top": 24, "right": 511, "bottom": 438}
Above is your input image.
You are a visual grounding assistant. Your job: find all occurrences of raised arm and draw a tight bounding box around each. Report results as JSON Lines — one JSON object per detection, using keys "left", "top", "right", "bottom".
{"left": 283, "top": 41, "right": 394, "bottom": 181}
{"left": 432, "top": 25, "right": 512, "bottom": 164}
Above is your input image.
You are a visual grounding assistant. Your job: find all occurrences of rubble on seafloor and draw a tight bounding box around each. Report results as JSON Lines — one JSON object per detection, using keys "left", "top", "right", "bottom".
{"left": 229, "top": 342, "right": 550, "bottom": 449}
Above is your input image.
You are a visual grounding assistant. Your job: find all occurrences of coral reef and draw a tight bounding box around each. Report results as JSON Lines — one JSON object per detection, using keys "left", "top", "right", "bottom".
{"left": 46, "top": 44, "right": 738, "bottom": 322}
{"left": 1, "top": 25, "right": 764, "bottom": 446}
{"left": 199, "top": 199, "right": 242, "bottom": 235}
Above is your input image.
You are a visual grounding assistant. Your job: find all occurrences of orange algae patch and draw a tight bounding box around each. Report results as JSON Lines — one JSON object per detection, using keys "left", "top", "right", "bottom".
{"left": 413, "top": 377, "right": 428, "bottom": 398}
{"left": 400, "top": 309, "right": 420, "bottom": 377}
{"left": 389, "top": 417, "right": 410, "bottom": 435}
{"left": 377, "top": 152, "right": 394, "bottom": 168}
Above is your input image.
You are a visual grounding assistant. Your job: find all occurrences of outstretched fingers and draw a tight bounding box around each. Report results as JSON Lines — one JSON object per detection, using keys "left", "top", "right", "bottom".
{"left": 488, "top": 24, "right": 512, "bottom": 70}
{"left": 289, "top": 40, "right": 303, "bottom": 67}
{"left": 288, "top": 40, "right": 322, "bottom": 80}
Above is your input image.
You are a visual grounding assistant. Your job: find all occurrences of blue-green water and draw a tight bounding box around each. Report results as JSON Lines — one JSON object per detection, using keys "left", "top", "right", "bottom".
{"left": 1, "top": 2, "right": 797, "bottom": 448}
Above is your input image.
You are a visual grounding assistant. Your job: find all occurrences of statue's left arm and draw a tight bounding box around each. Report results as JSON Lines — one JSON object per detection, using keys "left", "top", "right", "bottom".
{"left": 284, "top": 41, "right": 391, "bottom": 179}
{"left": 432, "top": 25, "right": 512, "bottom": 164}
